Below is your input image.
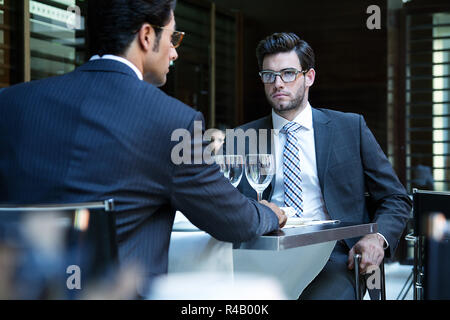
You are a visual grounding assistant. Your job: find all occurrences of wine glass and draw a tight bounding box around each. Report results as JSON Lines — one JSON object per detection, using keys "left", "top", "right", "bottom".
{"left": 215, "top": 155, "right": 244, "bottom": 188}
{"left": 245, "top": 154, "right": 275, "bottom": 201}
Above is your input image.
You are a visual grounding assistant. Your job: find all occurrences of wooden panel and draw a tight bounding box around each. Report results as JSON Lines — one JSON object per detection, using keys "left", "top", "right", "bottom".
{"left": 163, "top": 0, "right": 238, "bottom": 129}
{"left": 405, "top": 9, "right": 450, "bottom": 192}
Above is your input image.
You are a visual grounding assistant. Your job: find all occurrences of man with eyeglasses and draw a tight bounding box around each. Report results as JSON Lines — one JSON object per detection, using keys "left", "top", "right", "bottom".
{"left": 231, "top": 32, "right": 411, "bottom": 299}
{"left": 0, "top": 0, "right": 287, "bottom": 297}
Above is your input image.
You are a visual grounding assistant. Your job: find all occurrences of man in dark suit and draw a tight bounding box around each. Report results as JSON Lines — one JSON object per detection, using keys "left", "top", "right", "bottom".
{"left": 227, "top": 32, "right": 412, "bottom": 299}
{"left": 0, "top": 0, "right": 286, "bottom": 295}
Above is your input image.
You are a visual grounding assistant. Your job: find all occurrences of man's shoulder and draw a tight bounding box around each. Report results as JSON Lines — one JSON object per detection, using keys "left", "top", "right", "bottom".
{"left": 236, "top": 115, "right": 272, "bottom": 131}
{"left": 313, "top": 107, "right": 363, "bottom": 126}
{"left": 138, "top": 84, "right": 199, "bottom": 124}
{"left": 72, "top": 60, "right": 197, "bottom": 122}
{"left": 1, "top": 72, "right": 200, "bottom": 128}
{"left": 234, "top": 108, "right": 364, "bottom": 131}
{"left": 0, "top": 75, "right": 65, "bottom": 100}
{"left": 314, "top": 107, "right": 361, "bottom": 119}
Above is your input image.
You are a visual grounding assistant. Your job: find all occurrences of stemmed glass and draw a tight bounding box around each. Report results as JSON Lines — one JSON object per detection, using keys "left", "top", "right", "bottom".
{"left": 245, "top": 154, "right": 275, "bottom": 201}
{"left": 215, "top": 155, "right": 244, "bottom": 188}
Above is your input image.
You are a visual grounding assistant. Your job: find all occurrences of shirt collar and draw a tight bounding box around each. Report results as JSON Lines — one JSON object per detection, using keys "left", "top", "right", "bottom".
{"left": 272, "top": 102, "right": 313, "bottom": 135}
{"left": 90, "top": 54, "right": 144, "bottom": 80}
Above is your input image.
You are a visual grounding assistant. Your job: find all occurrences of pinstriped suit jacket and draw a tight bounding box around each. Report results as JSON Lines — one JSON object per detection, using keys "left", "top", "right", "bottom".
{"left": 228, "top": 109, "right": 412, "bottom": 258}
{"left": 0, "top": 59, "right": 278, "bottom": 284}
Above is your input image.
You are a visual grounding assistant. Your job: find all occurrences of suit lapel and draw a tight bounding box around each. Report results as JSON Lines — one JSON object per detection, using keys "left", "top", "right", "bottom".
{"left": 312, "top": 108, "right": 333, "bottom": 193}
{"left": 259, "top": 115, "right": 273, "bottom": 155}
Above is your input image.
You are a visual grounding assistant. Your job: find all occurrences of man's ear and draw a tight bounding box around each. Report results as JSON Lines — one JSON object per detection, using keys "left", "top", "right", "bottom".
{"left": 305, "top": 68, "right": 316, "bottom": 87}
{"left": 138, "top": 23, "right": 153, "bottom": 52}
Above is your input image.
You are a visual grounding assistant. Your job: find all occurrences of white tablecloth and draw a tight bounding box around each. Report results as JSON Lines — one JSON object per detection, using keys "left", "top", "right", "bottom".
{"left": 166, "top": 212, "right": 335, "bottom": 300}
{"left": 232, "top": 241, "right": 335, "bottom": 299}
{"left": 169, "top": 231, "right": 234, "bottom": 277}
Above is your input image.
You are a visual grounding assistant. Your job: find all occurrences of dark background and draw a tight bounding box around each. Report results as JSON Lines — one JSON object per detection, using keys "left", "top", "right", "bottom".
{"left": 214, "top": 0, "right": 388, "bottom": 148}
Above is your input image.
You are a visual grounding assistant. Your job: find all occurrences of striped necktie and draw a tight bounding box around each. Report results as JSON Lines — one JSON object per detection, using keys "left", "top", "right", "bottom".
{"left": 281, "top": 122, "right": 303, "bottom": 217}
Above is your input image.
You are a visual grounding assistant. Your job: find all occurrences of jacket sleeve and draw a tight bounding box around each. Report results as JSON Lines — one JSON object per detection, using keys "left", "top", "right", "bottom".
{"left": 360, "top": 115, "right": 412, "bottom": 257}
{"left": 169, "top": 112, "right": 279, "bottom": 242}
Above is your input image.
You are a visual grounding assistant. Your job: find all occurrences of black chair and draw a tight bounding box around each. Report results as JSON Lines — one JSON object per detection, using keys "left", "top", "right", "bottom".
{"left": 0, "top": 199, "right": 117, "bottom": 299}
{"left": 425, "top": 214, "right": 450, "bottom": 300}
{"left": 411, "top": 189, "right": 450, "bottom": 300}
{"left": 353, "top": 193, "right": 386, "bottom": 300}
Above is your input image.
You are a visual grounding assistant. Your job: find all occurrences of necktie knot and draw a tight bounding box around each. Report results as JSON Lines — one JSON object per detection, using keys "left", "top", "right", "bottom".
{"left": 281, "top": 122, "right": 302, "bottom": 135}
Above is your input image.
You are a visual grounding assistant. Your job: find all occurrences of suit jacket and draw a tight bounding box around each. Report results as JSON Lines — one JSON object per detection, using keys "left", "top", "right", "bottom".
{"left": 0, "top": 59, "right": 278, "bottom": 285}
{"left": 227, "top": 109, "right": 411, "bottom": 257}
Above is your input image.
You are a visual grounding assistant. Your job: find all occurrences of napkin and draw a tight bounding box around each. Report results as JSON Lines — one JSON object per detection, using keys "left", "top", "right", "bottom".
{"left": 281, "top": 207, "right": 339, "bottom": 228}
{"left": 172, "top": 211, "right": 200, "bottom": 231}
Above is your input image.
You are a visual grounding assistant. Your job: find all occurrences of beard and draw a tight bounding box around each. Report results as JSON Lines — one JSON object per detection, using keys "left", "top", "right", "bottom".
{"left": 267, "top": 85, "right": 306, "bottom": 115}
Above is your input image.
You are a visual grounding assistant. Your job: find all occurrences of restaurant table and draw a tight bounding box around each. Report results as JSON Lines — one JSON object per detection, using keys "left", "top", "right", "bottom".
{"left": 167, "top": 213, "right": 377, "bottom": 299}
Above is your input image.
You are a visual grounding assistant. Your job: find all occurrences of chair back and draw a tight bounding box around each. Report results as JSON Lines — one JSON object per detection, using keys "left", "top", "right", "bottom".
{"left": 412, "top": 189, "right": 450, "bottom": 236}
{"left": 412, "top": 189, "right": 450, "bottom": 300}
{"left": 0, "top": 199, "right": 117, "bottom": 299}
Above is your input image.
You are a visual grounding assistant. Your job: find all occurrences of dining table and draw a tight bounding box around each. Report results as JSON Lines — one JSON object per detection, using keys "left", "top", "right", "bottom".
{"left": 163, "top": 212, "right": 377, "bottom": 300}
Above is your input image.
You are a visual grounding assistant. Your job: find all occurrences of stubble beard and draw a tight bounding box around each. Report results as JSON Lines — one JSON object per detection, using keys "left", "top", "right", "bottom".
{"left": 268, "top": 86, "right": 306, "bottom": 116}
{"left": 143, "top": 40, "right": 168, "bottom": 87}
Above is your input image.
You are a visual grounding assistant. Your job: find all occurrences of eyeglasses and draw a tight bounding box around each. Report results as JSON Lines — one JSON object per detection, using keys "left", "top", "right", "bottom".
{"left": 151, "top": 25, "right": 185, "bottom": 48}
{"left": 259, "top": 68, "right": 307, "bottom": 84}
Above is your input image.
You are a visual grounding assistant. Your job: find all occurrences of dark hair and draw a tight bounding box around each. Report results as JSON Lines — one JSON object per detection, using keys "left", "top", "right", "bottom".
{"left": 256, "top": 33, "right": 315, "bottom": 71}
{"left": 87, "top": 0, "right": 177, "bottom": 57}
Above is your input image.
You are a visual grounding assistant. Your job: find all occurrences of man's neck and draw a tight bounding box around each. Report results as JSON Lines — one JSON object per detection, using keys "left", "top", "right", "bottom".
{"left": 123, "top": 43, "right": 145, "bottom": 76}
{"left": 274, "top": 100, "right": 309, "bottom": 122}
{"left": 122, "top": 54, "right": 144, "bottom": 76}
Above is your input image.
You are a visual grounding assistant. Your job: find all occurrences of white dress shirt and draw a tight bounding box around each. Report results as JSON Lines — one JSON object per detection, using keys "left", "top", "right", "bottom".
{"left": 271, "top": 103, "right": 330, "bottom": 221}
{"left": 90, "top": 54, "right": 143, "bottom": 80}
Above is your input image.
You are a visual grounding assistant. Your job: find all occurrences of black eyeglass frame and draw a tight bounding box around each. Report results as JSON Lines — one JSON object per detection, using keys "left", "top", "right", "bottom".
{"left": 259, "top": 68, "right": 308, "bottom": 84}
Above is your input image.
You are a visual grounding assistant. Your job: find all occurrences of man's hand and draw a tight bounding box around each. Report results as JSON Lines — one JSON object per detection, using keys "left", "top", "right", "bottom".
{"left": 259, "top": 200, "right": 287, "bottom": 228}
{"left": 347, "top": 234, "right": 385, "bottom": 273}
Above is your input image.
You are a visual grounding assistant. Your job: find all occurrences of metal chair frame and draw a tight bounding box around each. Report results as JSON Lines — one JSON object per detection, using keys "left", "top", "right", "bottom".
{"left": 0, "top": 199, "right": 114, "bottom": 212}
{"left": 354, "top": 253, "right": 386, "bottom": 300}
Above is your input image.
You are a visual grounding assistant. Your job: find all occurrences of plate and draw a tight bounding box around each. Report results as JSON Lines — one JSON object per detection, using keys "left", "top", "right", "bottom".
{"left": 284, "top": 218, "right": 340, "bottom": 227}
{"left": 285, "top": 217, "right": 316, "bottom": 225}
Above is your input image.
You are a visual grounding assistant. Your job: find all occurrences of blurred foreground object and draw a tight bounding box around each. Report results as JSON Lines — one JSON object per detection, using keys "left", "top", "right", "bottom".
{"left": 425, "top": 213, "right": 450, "bottom": 300}
{"left": 412, "top": 189, "right": 450, "bottom": 300}
{"left": 148, "top": 272, "right": 286, "bottom": 300}
{"left": 0, "top": 200, "right": 138, "bottom": 299}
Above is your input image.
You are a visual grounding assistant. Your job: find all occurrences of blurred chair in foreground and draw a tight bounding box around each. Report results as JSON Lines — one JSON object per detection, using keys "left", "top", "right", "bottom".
{"left": 424, "top": 212, "right": 450, "bottom": 299}
{"left": 411, "top": 189, "right": 450, "bottom": 300}
{"left": 354, "top": 254, "right": 386, "bottom": 300}
{"left": 0, "top": 200, "right": 136, "bottom": 299}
